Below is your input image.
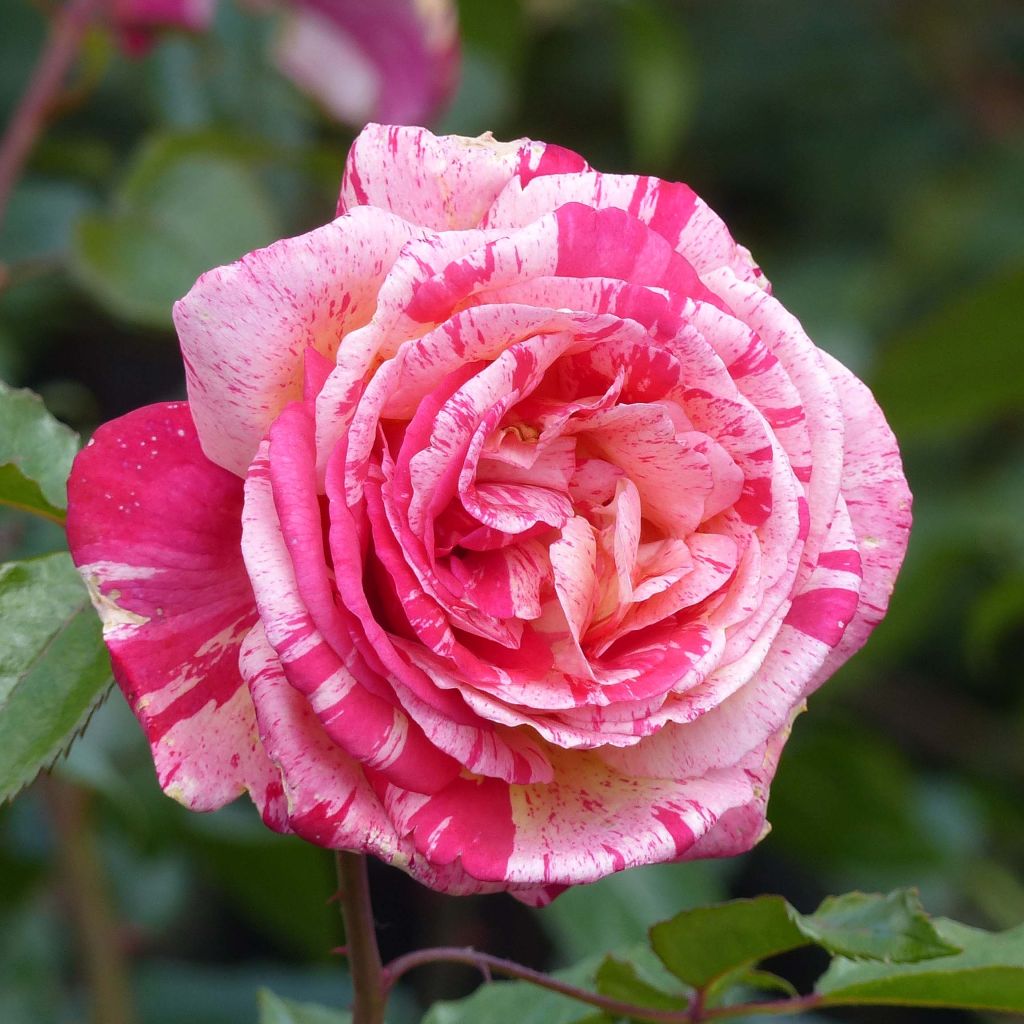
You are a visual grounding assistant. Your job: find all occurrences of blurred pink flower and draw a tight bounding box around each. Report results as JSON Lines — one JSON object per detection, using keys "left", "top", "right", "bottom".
{"left": 112, "top": 0, "right": 216, "bottom": 54}
{"left": 275, "top": 0, "right": 459, "bottom": 125}
{"left": 109, "top": 0, "right": 459, "bottom": 125}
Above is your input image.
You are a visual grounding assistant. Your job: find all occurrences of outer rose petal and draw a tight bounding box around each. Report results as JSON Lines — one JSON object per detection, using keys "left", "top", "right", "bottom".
{"left": 275, "top": 0, "right": 459, "bottom": 126}
{"left": 810, "top": 352, "right": 912, "bottom": 683}
{"left": 173, "top": 207, "right": 422, "bottom": 478}
{"left": 380, "top": 746, "right": 770, "bottom": 889}
{"left": 242, "top": 622, "right": 555, "bottom": 904}
{"left": 338, "top": 123, "right": 587, "bottom": 229}
{"left": 66, "top": 403, "right": 284, "bottom": 822}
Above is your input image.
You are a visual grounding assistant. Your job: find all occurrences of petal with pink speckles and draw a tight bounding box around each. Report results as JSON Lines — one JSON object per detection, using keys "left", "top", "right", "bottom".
{"left": 174, "top": 207, "right": 422, "bottom": 478}
{"left": 338, "top": 123, "right": 588, "bottom": 228}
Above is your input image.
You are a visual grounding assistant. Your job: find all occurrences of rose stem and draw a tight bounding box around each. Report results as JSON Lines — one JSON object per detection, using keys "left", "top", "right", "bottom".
{"left": 44, "top": 777, "right": 137, "bottom": 1024}
{"left": 0, "top": 0, "right": 101, "bottom": 230}
{"left": 383, "top": 945, "right": 825, "bottom": 1022}
{"left": 334, "top": 851, "right": 388, "bottom": 1023}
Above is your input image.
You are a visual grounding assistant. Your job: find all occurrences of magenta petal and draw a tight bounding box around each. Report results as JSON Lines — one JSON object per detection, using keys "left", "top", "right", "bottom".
{"left": 66, "top": 403, "right": 284, "bottom": 820}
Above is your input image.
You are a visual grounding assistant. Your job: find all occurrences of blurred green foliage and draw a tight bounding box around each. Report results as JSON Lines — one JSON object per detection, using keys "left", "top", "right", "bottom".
{"left": 1, "top": 0, "right": 1023, "bottom": 1021}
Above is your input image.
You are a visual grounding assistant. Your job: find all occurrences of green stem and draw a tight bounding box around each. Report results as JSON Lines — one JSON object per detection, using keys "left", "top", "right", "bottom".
{"left": 383, "top": 946, "right": 824, "bottom": 1022}
{"left": 44, "top": 777, "right": 137, "bottom": 1024}
{"left": 335, "top": 852, "right": 388, "bottom": 1024}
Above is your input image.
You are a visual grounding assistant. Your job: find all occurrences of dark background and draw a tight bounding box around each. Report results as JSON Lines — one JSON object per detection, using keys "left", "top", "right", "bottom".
{"left": 1, "top": 1, "right": 1023, "bottom": 1021}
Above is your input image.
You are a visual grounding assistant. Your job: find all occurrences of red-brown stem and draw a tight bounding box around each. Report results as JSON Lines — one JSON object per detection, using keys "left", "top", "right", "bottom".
{"left": 383, "top": 945, "right": 824, "bottom": 1022}
{"left": 0, "top": 0, "right": 102, "bottom": 229}
{"left": 334, "top": 852, "right": 387, "bottom": 1024}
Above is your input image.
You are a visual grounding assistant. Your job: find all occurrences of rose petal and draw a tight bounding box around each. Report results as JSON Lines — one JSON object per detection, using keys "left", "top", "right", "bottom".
{"left": 66, "top": 403, "right": 284, "bottom": 821}
{"left": 339, "top": 124, "right": 568, "bottom": 229}
{"left": 174, "top": 206, "right": 421, "bottom": 478}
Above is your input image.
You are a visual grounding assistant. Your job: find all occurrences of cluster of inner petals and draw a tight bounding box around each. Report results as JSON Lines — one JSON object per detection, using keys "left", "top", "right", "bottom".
{"left": 342, "top": 316, "right": 767, "bottom": 748}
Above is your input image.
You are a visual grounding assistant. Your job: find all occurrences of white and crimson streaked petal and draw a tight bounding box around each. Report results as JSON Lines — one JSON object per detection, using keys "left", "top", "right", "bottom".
{"left": 66, "top": 403, "right": 284, "bottom": 821}
{"left": 174, "top": 207, "right": 422, "bottom": 478}
{"left": 338, "top": 122, "right": 588, "bottom": 229}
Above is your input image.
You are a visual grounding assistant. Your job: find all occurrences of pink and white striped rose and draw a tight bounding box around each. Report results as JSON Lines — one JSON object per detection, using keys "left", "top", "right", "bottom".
{"left": 66, "top": 124, "right": 911, "bottom": 905}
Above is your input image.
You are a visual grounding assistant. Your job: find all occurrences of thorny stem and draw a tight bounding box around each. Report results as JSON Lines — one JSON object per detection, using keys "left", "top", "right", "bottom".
{"left": 0, "top": 0, "right": 101, "bottom": 230}
{"left": 382, "top": 945, "right": 825, "bottom": 1022}
{"left": 335, "top": 852, "right": 387, "bottom": 1024}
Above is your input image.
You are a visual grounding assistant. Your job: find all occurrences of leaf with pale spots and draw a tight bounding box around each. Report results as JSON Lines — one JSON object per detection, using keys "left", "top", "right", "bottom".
{"left": 0, "top": 380, "right": 79, "bottom": 523}
{"left": 0, "top": 552, "right": 113, "bottom": 803}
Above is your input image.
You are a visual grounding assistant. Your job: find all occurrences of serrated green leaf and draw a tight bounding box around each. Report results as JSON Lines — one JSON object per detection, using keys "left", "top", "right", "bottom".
{"left": 257, "top": 989, "right": 352, "bottom": 1024}
{"left": 0, "top": 553, "right": 112, "bottom": 803}
{"left": 801, "top": 890, "right": 959, "bottom": 962}
{"left": 0, "top": 380, "right": 79, "bottom": 522}
{"left": 71, "top": 134, "right": 280, "bottom": 328}
{"left": 594, "top": 955, "right": 689, "bottom": 1020}
{"left": 817, "top": 919, "right": 1024, "bottom": 1010}
{"left": 651, "top": 889, "right": 957, "bottom": 991}
{"left": 871, "top": 266, "right": 1024, "bottom": 438}
{"left": 650, "top": 896, "right": 806, "bottom": 990}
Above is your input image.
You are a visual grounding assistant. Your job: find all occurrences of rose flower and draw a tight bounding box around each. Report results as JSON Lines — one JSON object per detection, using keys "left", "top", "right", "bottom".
{"left": 67, "top": 124, "right": 911, "bottom": 906}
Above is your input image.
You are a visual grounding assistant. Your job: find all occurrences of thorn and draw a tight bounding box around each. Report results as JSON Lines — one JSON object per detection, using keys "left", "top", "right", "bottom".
{"left": 331, "top": 945, "right": 350, "bottom": 958}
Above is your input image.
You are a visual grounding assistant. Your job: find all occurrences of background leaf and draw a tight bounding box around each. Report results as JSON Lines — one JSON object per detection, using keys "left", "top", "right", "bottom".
{"left": 870, "top": 267, "right": 1024, "bottom": 439}
{"left": 71, "top": 134, "right": 281, "bottom": 328}
{"left": 0, "top": 553, "right": 112, "bottom": 803}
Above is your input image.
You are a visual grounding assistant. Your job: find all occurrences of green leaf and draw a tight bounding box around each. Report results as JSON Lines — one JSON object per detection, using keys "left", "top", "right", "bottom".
{"left": 704, "top": 967, "right": 797, "bottom": 1009}
{"left": 0, "top": 380, "right": 79, "bottom": 522}
{"left": 817, "top": 919, "right": 1024, "bottom": 1011}
{"left": 537, "top": 859, "right": 725, "bottom": 961}
{"left": 871, "top": 266, "right": 1024, "bottom": 438}
{"left": 651, "top": 890, "right": 957, "bottom": 990}
{"left": 801, "top": 890, "right": 959, "bottom": 962}
{"left": 650, "top": 896, "right": 807, "bottom": 990}
{"left": 257, "top": 989, "right": 351, "bottom": 1024}
{"left": 71, "top": 134, "right": 280, "bottom": 328}
{"left": 594, "top": 955, "right": 689, "bottom": 1020}
{"left": 0, "top": 553, "right": 112, "bottom": 803}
